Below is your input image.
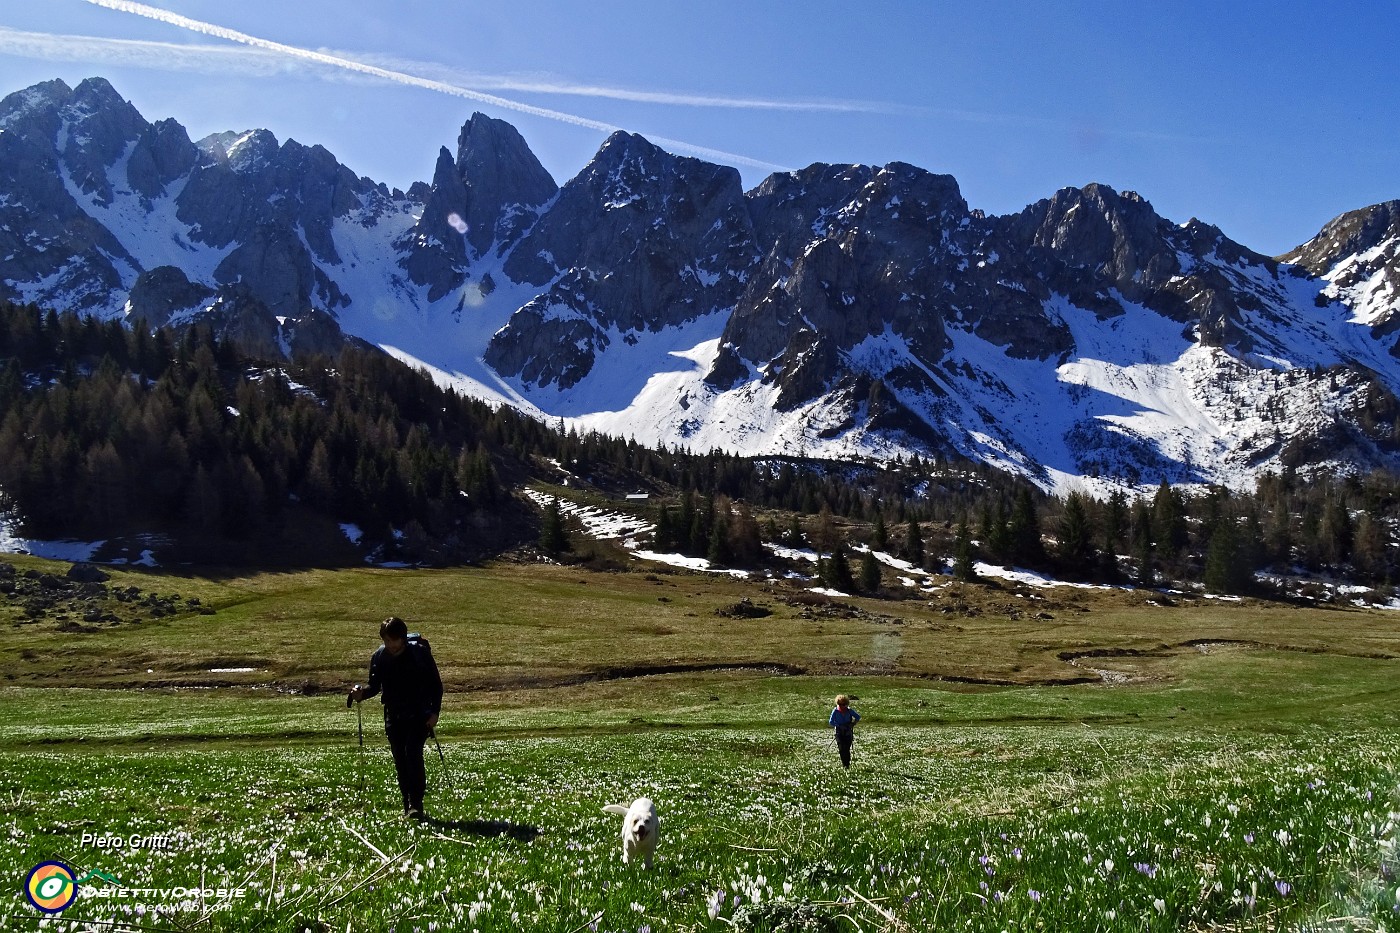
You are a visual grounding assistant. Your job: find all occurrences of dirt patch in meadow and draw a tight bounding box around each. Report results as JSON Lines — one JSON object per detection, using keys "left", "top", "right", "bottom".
{"left": 1054, "top": 638, "right": 1400, "bottom": 686}
{"left": 467, "top": 661, "right": 808, "bottom": 692}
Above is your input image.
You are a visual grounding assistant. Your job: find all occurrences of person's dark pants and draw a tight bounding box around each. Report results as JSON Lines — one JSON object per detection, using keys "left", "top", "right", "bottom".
{"left": 836, "top": 727, "right": 854, "bottom": 768}
{"left": 385, "top": 716, "right": 429, "bottom": 813}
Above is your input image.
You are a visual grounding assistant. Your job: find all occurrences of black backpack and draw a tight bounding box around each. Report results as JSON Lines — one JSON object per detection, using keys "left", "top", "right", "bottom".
{"left": 406, "top": 632, "right": 435, "bottom": 670}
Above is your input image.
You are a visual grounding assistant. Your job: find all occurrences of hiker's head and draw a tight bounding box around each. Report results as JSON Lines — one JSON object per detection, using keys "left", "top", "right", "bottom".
{"left": 380, "top": 616, "right": 409, "bottom": 655}
{"left": 835, "top": 694, "right": 849, "bottom": 709}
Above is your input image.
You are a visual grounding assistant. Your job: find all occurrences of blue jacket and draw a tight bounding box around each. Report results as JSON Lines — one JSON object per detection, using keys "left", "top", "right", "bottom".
{"left": 829, "top": 706, "right": 860, "bottom": 731}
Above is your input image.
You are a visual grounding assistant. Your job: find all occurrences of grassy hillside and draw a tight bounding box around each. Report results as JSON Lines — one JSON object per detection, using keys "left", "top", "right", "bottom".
{"left": 2, "top": 553, "right": 1398, "bottom": 930}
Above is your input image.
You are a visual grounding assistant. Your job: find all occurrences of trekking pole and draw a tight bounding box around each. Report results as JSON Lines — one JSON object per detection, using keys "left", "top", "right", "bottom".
{"left": 348, "top": 688, "right": 365, "bottom": 804}
{"left": 430, "top": 728, "right": 452, "bottom": 789}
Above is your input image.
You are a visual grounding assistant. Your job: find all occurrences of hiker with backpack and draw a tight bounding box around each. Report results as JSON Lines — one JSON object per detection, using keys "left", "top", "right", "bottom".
{"left": 349, "top": 616, "right": 444, "bottom": 819}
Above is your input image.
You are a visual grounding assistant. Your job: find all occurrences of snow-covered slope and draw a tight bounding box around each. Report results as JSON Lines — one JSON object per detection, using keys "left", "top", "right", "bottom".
{"left": 3, "top": 77, "right": 1399, "bottom": 495}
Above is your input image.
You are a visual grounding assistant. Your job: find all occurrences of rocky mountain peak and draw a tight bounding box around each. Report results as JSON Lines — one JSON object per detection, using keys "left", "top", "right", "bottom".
{"left": 67, "top": 75, "right": 130, "bottom": 113}
{"left": 747, "top": 163, "right": 875, "bottom": 256}
{"left": 822, "top": 163, "right": 969, "bottom": 258}
{"left": 396, "top": 146, "right": 473, "bottom": 302}
{"left": 1283, "top": 201, "right": 1400, "bottom": 329}
{"left": 1019, "top": 183, "right": 1171, "bottom": 270}
{"left": 455, "top": 111, "right": 557, "bottom": 256}
{"left": 501, "top": 129, "right": 751, "bottom": 289}
{"left": 395, "top": 114, "right": 559, "bottom": 301}
{"left": 430, "top": 145, "right": 460, "bottom": 190}
{"left": 60, "top": 77, "right": 146, "bottom": 163}
{"left": 1281, "top": 200, "right": 1400, "bottom": 274}
{"left": 0, "top": 78, "right": 71, "bottom": 132}
{"left": 862, "top": 161, "right": 967, "bottom": 222}
{"left": 198, "top": 129, "right": 281, "bottom": 174}
{"left": 486, "top": 131, "right": 757, "bottom": 389}
{"left": 712, "top": 160, "right": 974, "bottom": 407}
{"left": 9, "top": 77, "right": 151, "bottom": 207}
{"left": 126, "top": 118, "right": 199, "bottom": 202}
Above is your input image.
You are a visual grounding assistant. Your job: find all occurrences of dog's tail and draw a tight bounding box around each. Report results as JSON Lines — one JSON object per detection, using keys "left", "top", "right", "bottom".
{"left": 602, "top": 804, "right": 630, "bottom": 816}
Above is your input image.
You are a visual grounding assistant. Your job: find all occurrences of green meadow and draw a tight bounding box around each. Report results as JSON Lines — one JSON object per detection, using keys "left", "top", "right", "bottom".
{"left": 2, "top": 552, "right": 1398, "bottom": 931}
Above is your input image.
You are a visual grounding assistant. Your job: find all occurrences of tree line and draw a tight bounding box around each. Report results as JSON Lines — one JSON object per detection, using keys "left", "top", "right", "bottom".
{"left": 0, "top": 302, "right": 512, "bottom": 563}
{"left": 3, "top": 299, "right": 1399, "bottom": 591}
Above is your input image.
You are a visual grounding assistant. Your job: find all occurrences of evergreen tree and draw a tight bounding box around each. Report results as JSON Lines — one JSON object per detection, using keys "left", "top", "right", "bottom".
{"left": 1351, "top": 512, "right": 1389, "bottom": 582}
{"left": 183, "top": 464, "right": 222, "bottom": 533}
{"left": 221, "top": 454, "right": 266, "bottom": 537}
{"left": 1203, "top": 518, "right": 1250, "bottom": 594}
{"left": 1151, "top": 480, "right": 1188, "bottom": 559}
{"left": 985, "top": 499, "right": 1012, "bottom": 565}
{"left": 859, "top": 548, "right": 882, "bottom": 594}
{"left": 654, "top": 507, "right": 675, "bottom": 552}
{"left": 1103, "top": 489, "right": 1127, "bottom": 556}
{"left": 1134, "top": 524, "right": 1155, "bottom": 587}
{"left": 787, "top": 514, "right": 806, "bottom": 548}
{"left": 729, "top": 503, "right": 763, "bottom": 567}
{"left": 1056, "top": 491, "right": 1096, "bottom": 577}
{"left": 1316, "top": 497, "right": 1354, "bottom": 566}
{"left": 459, "top": 445, "right": 499, "bottom": 504}
{"left": 1262, "top": 495, "right": 1292, "bottom": 567}
{"left": 1129, "top": 497, "right": 1155, "bottom": 586}
{"left": 871, "top": 509, "right": 888, "bottom": 551}
{"left": 1008, "top": 488, "right": 1045, "bottom": 566}
{"left": 540, "top": 500, "right": 570, "bottom": 554}
{"left": 812, "top": 504, "right": 837, "bottom": 556}
{"left": 0, "top": 359, "right": 20, "bottom": 413}
{"left": 825, "top": 541, "right": 855, "bottom": 592}
{"left": 1238, "top": 506, "right": 1267, "bottom": 580}
{"left": 953, "top": 518, "right": 977, "bottom": 582}
{"left": 81, "top": 440, "right": 128, "bottom": 532}
{"left": 707, "top": 514, "right": 734, "bottom": 567}
{"left": 904, "top": 517, "right": 924, "bottom": 566}
{"left": 688, "top": 496, "right": 713, "bottom": 556}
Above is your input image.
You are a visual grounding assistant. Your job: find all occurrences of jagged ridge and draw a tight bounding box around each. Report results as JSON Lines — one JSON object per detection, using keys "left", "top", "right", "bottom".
{"left": 1, "top": 76, "right": 1398, "bottom": 494}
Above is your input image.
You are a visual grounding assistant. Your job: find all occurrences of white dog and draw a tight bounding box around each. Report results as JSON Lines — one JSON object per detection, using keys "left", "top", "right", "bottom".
{"left": 602, "top": 797, "right": 659, "bottom": 867}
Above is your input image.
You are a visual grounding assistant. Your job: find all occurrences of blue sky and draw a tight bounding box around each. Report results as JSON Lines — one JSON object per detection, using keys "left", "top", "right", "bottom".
{"left": 0, "top": 1, "right": 1396, "bottom": 256}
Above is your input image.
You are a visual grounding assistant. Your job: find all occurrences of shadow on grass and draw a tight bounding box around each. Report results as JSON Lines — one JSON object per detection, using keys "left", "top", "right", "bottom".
{"left": 423, "top": 815, "right": 542, "bottom": 842}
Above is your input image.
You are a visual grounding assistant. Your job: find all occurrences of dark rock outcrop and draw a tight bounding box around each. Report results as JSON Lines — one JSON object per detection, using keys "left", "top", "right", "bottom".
{"left": 487, "top": 131, "right": 757, "bottom": 388}
{"left": 126, "top": 266, "right": 215, "bottom": 329}
{"left": 397, "top": 113, "right": 558, "bottom": 302}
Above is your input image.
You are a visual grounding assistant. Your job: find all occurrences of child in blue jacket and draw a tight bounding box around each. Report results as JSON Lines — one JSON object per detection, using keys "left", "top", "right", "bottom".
{"left": 829, "top": 694, "right": 861, "bottom": 769}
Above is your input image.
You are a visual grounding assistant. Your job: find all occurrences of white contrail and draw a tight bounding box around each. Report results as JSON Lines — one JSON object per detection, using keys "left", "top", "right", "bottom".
{"left": 0, "top": 26, "right": 300, "bottom": 77}
{"left": 76, "top": 0, "right": 790, "bottom": 173}
{"left": 472, "top": 79, "right": 886, "bottom": 113}
{"left": 0, "top": 26, "right": 892, "bottom": 114}
{"left": 353, "top": 57, "right": 905, "bottom": 115}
